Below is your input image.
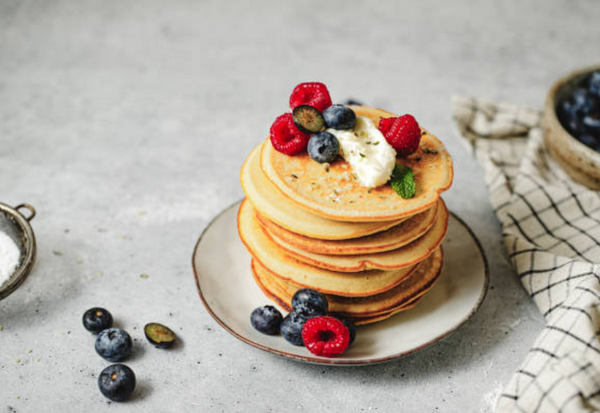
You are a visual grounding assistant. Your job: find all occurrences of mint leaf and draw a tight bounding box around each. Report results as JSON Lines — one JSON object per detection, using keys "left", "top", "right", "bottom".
{"left": 390, "top": 164, "right": 416, "bottom": 199}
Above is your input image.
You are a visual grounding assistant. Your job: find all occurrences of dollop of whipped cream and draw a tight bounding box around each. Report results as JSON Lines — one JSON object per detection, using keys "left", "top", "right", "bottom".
{"left": 327, "top": 116, "right": 396, "bottom": 188}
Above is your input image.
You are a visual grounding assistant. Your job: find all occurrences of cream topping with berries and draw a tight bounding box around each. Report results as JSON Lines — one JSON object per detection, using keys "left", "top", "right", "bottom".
{"left": 327, "top": 116, "right": 397, "bottom": 188}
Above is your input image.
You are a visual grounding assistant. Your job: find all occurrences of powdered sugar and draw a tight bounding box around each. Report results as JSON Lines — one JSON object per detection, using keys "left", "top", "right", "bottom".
{"left": 0, "top": 231, "right": 21, "bottom": 285}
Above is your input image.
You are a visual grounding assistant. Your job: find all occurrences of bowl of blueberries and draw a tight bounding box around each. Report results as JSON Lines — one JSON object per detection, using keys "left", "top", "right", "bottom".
{"left": 544, "top": 64, "right": 600, "bottom": 189}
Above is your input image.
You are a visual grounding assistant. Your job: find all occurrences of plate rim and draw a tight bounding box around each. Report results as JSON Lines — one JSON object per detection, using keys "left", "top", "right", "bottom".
{"left": 192, "top": 200, "right": 490, "bottom": 366}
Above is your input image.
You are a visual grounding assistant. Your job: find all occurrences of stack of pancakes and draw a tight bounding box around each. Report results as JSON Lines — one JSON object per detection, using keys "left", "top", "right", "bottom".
{"left": 239, "top": 107, "right": 453, "bottom": 325}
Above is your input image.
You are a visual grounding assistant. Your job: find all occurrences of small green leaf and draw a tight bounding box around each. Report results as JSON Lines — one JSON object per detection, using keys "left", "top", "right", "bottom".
{"left": 390, "top": 164, "right": 417, "bottom": 199}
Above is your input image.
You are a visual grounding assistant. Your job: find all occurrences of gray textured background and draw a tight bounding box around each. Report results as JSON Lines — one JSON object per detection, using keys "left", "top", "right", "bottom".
{"left": 1, "top": 1, "right": 599, "bottom": 411}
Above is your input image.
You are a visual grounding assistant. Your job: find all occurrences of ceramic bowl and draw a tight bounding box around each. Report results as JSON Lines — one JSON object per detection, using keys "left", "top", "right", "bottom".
{"left": 543, "top": 64, "right": 600, "bottom": 189}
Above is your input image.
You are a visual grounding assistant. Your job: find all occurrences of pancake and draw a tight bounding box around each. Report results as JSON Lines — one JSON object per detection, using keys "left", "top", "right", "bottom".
{"left": 255, "top": 200, "right": 438, "bottom": 256}
{"left": 238, "top": 199, "right": 418, "bottom": 297}
{"left": 262, "top": 200, "right": 448, "bottom": 272}
{"left": 253, "top": 263, "right": 425, "bottom": 325}
{"left": 241, "top": 145, "right": 405, "bottom": 240}
{"left": 251, "top": 247, "right": 442, "bottom": 317}
{"left": 350, "top": 299, "right": 423, "bottom": 325}
{"left": 252, "top": 261, "right": 425, "bottom": 325}
{"left": 260, "top": 106, "right": 454, "bottom": 222}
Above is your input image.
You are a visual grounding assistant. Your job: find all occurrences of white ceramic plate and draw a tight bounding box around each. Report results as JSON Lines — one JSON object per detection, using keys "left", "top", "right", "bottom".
{"left": 192, "top": 201, "right": 489, "bottom": 365}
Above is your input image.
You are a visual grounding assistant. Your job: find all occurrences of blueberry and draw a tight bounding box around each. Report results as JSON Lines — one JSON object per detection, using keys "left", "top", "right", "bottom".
{"left": 341, "top": 99, "right": 364, "bottom": 107}
{"left": 95, "top": 328, "right": 132, "bottom": 362}
{"left": 331, "top": 315, "right": 357, "bottom": 345}
{"left": 98, "top": 364, "right": 136, "bottom": 402}
{"left": 589, "top": 71, "right": 600, "bottom": 97}
{"left": 250, "top": 305, "right": 283, "bottom": 335}
{"left": 571, "top": 88, "right": 600, "bottom": 116}
{"left": 578, "top": 133, "right": 600, "bottom": 152}
{"left": 323, "top": 104, "right": 357, "bottom": 130}
{"left": 292, "top": 105, "right": 326, "bottom": 134}
{"left": 307, "top": 132, "right": 339, "bottom": 163}
{"left": 280, "top": 312, "right": 308, "bottom": 346}
{"left": 144, "top": 323, "right": 176, "bottom": 348}
{"left": 583, "top": 114, "right": 600, "bottom": 137}
{"left": 82, "top": 307, "right": 113, "bottom": 334}
{"left": 291, "top": 288, "right": 328, "bottom": 318}
{"left": 557, "top": 99, "right": 585, "bottom": 136}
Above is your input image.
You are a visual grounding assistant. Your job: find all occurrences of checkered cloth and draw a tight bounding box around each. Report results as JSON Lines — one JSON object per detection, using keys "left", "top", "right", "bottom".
{"left": 452, "top": 96, "right": 600, "bottom": 413}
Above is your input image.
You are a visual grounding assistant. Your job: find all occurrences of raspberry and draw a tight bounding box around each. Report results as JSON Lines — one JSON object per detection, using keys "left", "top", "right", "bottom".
{"left": 301, "top": 316, "right": 350, "bottom": 357}
{"left": 289, "top": 82, "right": 332, "bottom": 112}
{"left": 269, "top": 113, "right": 310, "bottom": 155}
{"left": 378, "top": 114, "right": 421, "bottom": 157}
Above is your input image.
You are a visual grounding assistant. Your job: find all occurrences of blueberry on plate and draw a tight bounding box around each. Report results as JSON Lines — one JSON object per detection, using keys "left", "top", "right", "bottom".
{"left": 307, "top": 132, "right": 340, "bottom": 164}
{"left": 82, "top": 307, "right": 113, "bottom": 334}
{"left": 144, "top": 323, "right": 176, "bottom": 349}
{"left": 292, "top": 105, "right": 326, "bottom": 134}
{"left": 250, "top": 305, "right": 283, "bottom": 335}
{"left": 331, "top": 314, "right": 357, "bottom": 345}
{"left": 291, "top": 288, "right": 328, "bottom": 318}
{"left": 280, "top": 311, "right": 308, "bottom": 346}
{"left": 588, "top": 71, "right": 600, "bottom": 97}
{"left": 323, "top": 104, "right": 357, "bottom": 130}
{"left": 95, "top": 328, "right": 132, "bottom": 362}
{"left": 341, "top": 99, "right": 364, "bottom": 107}
{"left": 98, "top": 364, "right": 136, "bottom": 402}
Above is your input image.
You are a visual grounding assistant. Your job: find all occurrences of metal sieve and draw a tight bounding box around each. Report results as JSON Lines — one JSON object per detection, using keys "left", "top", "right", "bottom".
{"left": 0, "top": 202, "right": 36, "bottom": 301}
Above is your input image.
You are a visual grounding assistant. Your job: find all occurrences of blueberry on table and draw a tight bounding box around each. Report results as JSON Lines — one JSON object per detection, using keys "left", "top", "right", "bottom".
{"left": 95, "top": 328, "right": 132, "bottom": 362}
{"left": 323, "top": 104, "right": 357, "bottom": 130}
{"left": 250, "top": 305, "right": 283, "bottom": 335}
{"left": 82, "top": 307, "right": 113, "bottom": 334}
{"left": 98, "top": 364, "right": 136, "bottom": 402}
{"left": 292, "top": 105, "right": 326, "bottom": 134}
{"left": 281, "top": 312, "right": 308, "bottom": 346}
{"left": 291, "top": 288, "right": 329, "bottom": 318}
{"left": 144, "top": 323, "right": 177, "bottom": 348}
{"left": 307, "top": 132, "right": 340, "bottom": 164}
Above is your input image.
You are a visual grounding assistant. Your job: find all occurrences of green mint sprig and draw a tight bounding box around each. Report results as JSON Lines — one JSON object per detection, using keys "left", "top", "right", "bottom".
{"left": 390, "top": 164, "right": 416, "bottom": 199}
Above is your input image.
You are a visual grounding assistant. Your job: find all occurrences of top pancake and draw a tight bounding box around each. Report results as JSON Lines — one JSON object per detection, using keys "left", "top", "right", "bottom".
{"left": 261, "top": 106, "right": 454, "bottom": 222}
{"left": 241, "top": 145, "right": 404, "bottom": 240}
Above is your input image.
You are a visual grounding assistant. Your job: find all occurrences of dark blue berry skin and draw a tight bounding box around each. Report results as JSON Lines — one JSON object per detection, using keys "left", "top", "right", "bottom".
{"left": 250, "top": 305, "right": 283, "bottom": 335}
{"left": 323, "top": 104, "right": 357, "bottom": 130}
{"left": 578, "top": 133, "right": 600, "bottom": 152}
{"left": 98, "top": 364, "right": 136, "bottom": 402}
{"left": 571, "top": 88, "right": 600, "bottom": 117}
{"left": 280, "top": 312, "right": 308, "bottom": 346}
{"left": 82, "top": 308, "right": 113, "bottom": 334}
{"left": 332, "top": 315, "right": 357, "bottom": 345}
{"left": 557, "top": 99, "right": 586, "bottom": 136}
{"left": 341, "top": 99, "right": 365, "bottom": 107}
{"left": 589, "top": 71, "right": 600, "bottom": 97}
{"left": 291, "top": 289, "right": 328, "bottom": 318}
{"left": 583, "top": 115, "right": 600, "bottom": 136}
{"left": 95, "top": 328, "right": 132, "bottom": 362}
{"left": 307, "top": 132, "right": 339, "bottom": 164}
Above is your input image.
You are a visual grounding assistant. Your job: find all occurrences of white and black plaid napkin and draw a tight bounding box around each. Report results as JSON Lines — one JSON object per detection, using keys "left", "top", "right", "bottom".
{"left": 452, "top": 96, "right": 600, "bottom": 413}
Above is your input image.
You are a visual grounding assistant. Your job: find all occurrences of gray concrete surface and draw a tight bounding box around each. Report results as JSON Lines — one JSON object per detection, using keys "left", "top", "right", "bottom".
{"left": 0, "top": 0, "right": 598, "bottom": 411}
